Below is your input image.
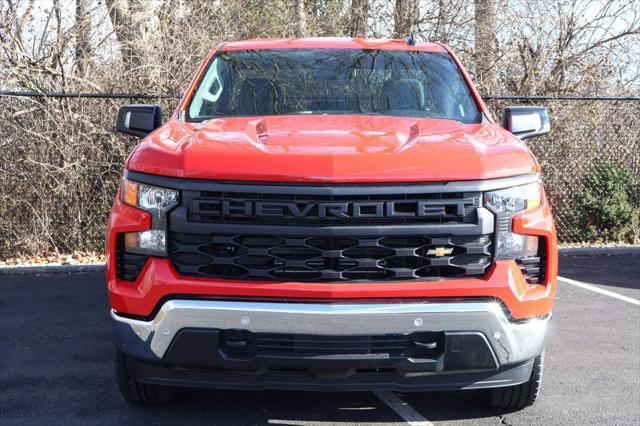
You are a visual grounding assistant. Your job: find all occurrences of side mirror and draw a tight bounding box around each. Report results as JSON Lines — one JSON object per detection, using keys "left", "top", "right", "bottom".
{"left": 502, "top": 106, "right": 550, "bottom": 140}
{"left": 116, "top": 105, "right": 162, "bottom": 138}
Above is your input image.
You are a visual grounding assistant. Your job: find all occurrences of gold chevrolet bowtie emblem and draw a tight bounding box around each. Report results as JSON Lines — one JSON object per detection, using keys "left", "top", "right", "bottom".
{"left": 427, "top": 247, "right": 454, "bottom": 257}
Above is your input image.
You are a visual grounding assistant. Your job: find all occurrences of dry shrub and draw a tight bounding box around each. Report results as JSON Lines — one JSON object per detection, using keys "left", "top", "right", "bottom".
{"left": 0, "top": 96, "right": 176, "bottom": 257}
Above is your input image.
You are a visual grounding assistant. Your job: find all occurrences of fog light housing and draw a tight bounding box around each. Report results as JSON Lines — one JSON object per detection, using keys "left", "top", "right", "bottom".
{"left": 124, "top": 230, "right": 167, "bottom": 256}
{"left": 495, "top": 233, "right": 539, "bottom": 260}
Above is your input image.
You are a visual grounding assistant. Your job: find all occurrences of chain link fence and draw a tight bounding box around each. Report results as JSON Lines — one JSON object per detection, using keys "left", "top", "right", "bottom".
{"left": 0, "top": 93, "right": 638, "bottom": 258}
{"left": 485, "top": 98, "right": 640, "bottom": 245}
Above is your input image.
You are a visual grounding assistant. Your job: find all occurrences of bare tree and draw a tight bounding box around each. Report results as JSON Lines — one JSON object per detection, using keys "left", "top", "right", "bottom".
{"left": 433, "top": 0, "right": 447, "bottom": 41}
{"left": 501, "top": 0, "right": 640, "bottom": 94}
{"left": 348, "top": 0, "right": 369, "bottom": 37}
{"left": 393, "top": 0, "right": 419, "bottom": 38}
{"left": 74, "top": 0, "right": 91, "bottom": 77}
{"left": 474, "top": 0, "right": 496, "bottom": 92}
{"left": 295, "top": 0, "right": 307, "bottom": 36}
{"left": 105, "top": 0, "right": 151, "bottom": 72}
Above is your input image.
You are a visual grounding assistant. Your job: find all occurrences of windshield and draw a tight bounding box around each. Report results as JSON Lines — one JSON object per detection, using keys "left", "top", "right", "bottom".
{"left": 187, "top": 48, "right": 481, "bottom": 123}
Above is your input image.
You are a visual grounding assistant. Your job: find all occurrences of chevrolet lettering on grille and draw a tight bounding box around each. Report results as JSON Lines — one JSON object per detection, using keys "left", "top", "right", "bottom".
{"left": 193, "top": 199, "right": 466, "bottom": 220}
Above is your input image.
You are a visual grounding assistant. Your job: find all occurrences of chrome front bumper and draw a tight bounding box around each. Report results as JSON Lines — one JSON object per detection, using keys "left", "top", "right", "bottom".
{"left": 111, "top": 300, "right": 550, "bottom": 366}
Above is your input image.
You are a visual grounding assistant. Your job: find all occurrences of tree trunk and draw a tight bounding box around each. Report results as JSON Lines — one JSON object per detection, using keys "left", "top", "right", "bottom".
{"left": 393, "top": 0, "right": 418, "bottom": 39}
{"left": 105, "top": 0, "right": 144, "bottom": 72}
{"left": 474, "top": 0, "right": 496, "bottom": 92}
{"left": 434, "top": 0, "right": 447, "bottom": 43}
{"left": 348, "top": 0, "right": 369, "bottom": 37}
{"left": 74, "top": 0, "right": 90, "bottom": 77}
{"left": 295, "top": 0, "right": 306, "bottom": 37}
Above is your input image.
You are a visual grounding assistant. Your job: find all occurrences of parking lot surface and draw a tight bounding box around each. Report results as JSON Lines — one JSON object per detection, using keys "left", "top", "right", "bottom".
{"left": 1, "top": 253, "right": 639, "bottom": 425}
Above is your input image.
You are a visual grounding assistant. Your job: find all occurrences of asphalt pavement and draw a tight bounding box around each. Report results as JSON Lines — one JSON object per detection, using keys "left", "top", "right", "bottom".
{"left": 1, "top": 253, "right": 639, "bottom": 425}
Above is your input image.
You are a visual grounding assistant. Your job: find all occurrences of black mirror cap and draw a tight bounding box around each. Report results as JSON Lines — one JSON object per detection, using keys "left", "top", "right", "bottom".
{"left": 501, "top": 106, "right": 551, "bottom": 140}
{"left": 116, "top": 105, "right": 162, "bottom": 138}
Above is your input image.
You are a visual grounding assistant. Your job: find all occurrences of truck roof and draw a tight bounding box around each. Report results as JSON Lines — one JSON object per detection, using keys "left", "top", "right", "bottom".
{"left": 221, "top": 37, "right": 447, "bottom": 52}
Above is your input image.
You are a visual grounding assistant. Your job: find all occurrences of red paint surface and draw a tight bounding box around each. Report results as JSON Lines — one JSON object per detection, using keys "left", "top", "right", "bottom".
{"left": 127, "top": 115, "right": 538, "bottom": 182}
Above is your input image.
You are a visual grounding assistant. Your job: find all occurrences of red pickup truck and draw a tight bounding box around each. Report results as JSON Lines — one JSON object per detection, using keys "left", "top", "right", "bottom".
{"left": 106, "top": 38, "right": 557, "bottom": 409}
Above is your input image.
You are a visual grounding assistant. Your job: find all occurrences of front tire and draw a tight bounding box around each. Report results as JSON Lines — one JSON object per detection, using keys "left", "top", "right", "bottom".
{"left": 115, "top": 349, "right": 175, "bottom": 405}
{"left": 481, "top": 354, "right": 544, "bottom": 410}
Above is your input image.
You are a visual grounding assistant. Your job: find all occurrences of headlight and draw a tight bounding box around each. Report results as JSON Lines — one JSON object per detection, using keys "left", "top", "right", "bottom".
{"left": 120, "top": 179, "right": 178, "bottom": 255}
{"left": 484, "top": 182, "right": 541, "bottom": 214}
{"left": 485, "top": 181, "right": 542, "bottom": 260}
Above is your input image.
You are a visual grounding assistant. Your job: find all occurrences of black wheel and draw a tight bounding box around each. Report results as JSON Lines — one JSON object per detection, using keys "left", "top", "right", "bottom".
{"left": 481, "top": 354, "right": 544, "bottom": 410}
{"left": 115, "top": 349, "right": 175, "bottom": 405}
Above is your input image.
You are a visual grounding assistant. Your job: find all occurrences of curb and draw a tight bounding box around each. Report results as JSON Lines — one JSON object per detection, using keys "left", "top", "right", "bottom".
{"left": 558, "top": 246, "right": 639, "bottom": 257}
{"left": 0, "top": 263, "right": 105, "bottom": 276}
{"left": 1, "top": 245, "right": 638, "bottom": 275}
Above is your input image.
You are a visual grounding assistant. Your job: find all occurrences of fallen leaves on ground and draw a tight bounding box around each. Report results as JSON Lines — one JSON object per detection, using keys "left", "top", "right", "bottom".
{"left": 0, "top": 251, "right": 105, "bottom": 266}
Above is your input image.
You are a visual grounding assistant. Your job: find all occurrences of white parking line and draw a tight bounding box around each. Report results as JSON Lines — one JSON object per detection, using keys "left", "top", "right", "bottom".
{"left": 373, "top": 390, "right": 434, "bottom": 426}
{"left": 558, "top": 276, "right": 640, "bottom": 306}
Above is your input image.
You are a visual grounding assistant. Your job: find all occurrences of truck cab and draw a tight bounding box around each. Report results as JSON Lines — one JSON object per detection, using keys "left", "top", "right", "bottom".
{"left": 107, "top": 38, "right": 557, "bottom": 408}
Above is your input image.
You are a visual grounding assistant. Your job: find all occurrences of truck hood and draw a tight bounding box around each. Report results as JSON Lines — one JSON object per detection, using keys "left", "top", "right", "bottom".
{"left": 126, "top": 115, "right": 538, "bottom": 182}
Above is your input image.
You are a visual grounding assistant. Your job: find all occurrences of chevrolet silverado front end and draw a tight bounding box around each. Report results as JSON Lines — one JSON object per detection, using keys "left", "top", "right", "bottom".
{"left": 106, "top": 38, "right": 557, "bottom": 409}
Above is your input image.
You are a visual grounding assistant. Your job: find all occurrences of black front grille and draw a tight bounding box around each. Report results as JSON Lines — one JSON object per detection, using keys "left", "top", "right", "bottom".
{"left": 169, "top": 233, "right": 492, "bottom": 282}
{"left": 116, "top": 235, "right": 148, "bottom": 281}
{"left": 168, "top": 181, "right": 494, "bottom": 283}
